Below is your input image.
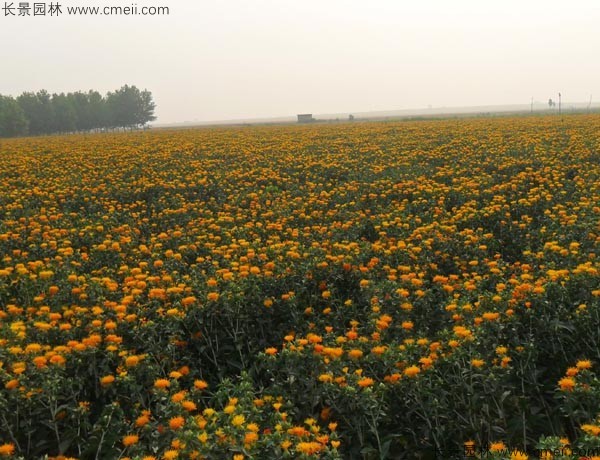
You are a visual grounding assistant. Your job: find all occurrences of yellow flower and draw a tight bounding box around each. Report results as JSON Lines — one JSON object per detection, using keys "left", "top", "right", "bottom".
{"left": 281, "top": 440, "right": 292, "bottom": 450}
{"left": 511, "top": 450, "right": 528, "bottom": 460}
{"left": 231, "top": 414, "right": 246, "bottom": 426}
{"left": 224, "top": 404, "right": 236, "bottom": 414}
{"left": 319, "top": 374, "right": 333, "bottom": 383}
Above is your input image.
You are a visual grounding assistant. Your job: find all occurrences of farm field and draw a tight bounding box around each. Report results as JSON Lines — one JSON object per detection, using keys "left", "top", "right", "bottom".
{"left": 0, "top": 114, "right": 599, "bottom": 459}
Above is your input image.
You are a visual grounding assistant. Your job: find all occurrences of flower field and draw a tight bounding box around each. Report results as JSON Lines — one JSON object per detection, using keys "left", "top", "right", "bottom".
{"left": 0, "top": 114, "right": 599, "bottom": 459}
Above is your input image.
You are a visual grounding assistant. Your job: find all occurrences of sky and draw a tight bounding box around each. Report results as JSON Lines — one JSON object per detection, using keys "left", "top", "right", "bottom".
{"left": 1, "top": 0, "right": 599, "bottom": 123}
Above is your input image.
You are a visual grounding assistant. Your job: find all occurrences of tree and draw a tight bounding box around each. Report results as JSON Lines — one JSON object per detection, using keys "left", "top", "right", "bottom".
{"left": 106, "top": 86, "right": 133, "bottom": 129}
{"left": 35, "top": 90, "right": 56, "bottom": 134}
{"left": 17, "top": 92, "right": 43, "bottom": 135}
{"left": 87, "top": 90, "right": 109, "bottom": 131}
{"left": 0, "top": 95, "right": 28, "bottom": 137}
{"left": 2, "top": 85, "right": 155, "bottom": 137}
{"left": 52, "top": 92, "right": 77, "bottom": 133}
{"left": 137, "top": 89, "right": 156, "bottom": 126}
{"left": 69, "top": 91, "right": 92, "bottom": 132}
{"left": 106, "top": 85, "right": 156, "bottom": 130}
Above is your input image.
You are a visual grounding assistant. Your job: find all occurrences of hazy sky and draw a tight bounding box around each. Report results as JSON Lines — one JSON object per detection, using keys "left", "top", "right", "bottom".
{"left": 1, "top": 0, "right": 599, "bottom": 123}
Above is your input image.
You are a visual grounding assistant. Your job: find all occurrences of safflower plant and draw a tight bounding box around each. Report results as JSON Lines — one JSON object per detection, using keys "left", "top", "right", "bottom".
{"left": 0, "top": 114, "right": 599, "bottom": 458}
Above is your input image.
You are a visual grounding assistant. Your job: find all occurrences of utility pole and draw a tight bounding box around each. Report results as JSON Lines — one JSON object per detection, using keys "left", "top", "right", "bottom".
{"left": 558, "top": 92, "right": 562, "bottom": 115}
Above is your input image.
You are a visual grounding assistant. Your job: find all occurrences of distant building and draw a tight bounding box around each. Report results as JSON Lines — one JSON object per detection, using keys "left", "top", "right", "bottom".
{"left": 297, "top": 114, "right": 314, "bottom": 123}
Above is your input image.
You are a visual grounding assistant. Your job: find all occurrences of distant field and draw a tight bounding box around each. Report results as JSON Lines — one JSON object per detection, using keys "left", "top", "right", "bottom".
{"left": 0, "top": 114, "right": 599, "bottom": 459}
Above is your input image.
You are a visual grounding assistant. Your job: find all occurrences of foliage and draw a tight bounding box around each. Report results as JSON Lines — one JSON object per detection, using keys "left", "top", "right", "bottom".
{"left": 0, "top": 85, "right": 155, "bottom": 137}
{"left": 0, "top": 95, "right": 28, "bottom": 138}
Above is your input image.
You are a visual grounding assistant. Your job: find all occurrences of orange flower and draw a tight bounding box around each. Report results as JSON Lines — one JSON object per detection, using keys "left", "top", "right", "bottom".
{"left": 169, "top": 416, "right": 185, "bottom": 430}
{"left": 296, "top": 441, "right": 324, "bottom": 454}
{"left": 122, "top": 434, "right": 139, "bottom": 446}
{"left": 471, "top": 359, "right": 485, "bottom": 368}
{"left": 163, "top": 450, "right": 178, "bottom": 460}
{"left": 558, "top": 377, "right": 576, "bottom": 391}
{"left": 5, "top": 378, "right": 19, "bottom": 390}
{"left": 125, "top": 355, "right": 140, "bottom": 367}
{"left": 489, "top": 442, "right": 506, "bottom": 452}
{"left": 404, "top": 365, "right": 421, "bottom": 377}
{"left": 244, "top": 431, "right": 259, "bottom": 445}
{"left": 576, "top": 360, "right": 592, "bottom": 370}
{"left": 100, "top": 375, "right": 115, "bottom": 386}
{"left": 182, "top": 400, "right": 197, "bottom": 412}
{"left": 357, "top": 377, "right": 374, "bottom": 388}
{"left": 136, "top": 414, "right": 150, "bottom": 427}
{"left": 0, "top": 443, "right": 15, "bottom": 456}
{"left": 348, "top": 349, "right": 363, "bottom": 359}
{"left": 194, "top": 379, "right": 208, "bottom": 390}
{"left": 33, "top": 356, "right": 48, "bottom": 368}
{"left": 154, "top": 378, "right": 170, "bottom": 389}
{"left": 181, "top": 296, "right": 197, "bottom": 306}
{"left": 49, "top": 354, "right": 66, "bottom": 366}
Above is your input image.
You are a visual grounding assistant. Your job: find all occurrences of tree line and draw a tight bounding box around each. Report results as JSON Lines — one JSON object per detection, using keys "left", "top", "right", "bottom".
{"left": 0, "top": 85, "right": 156, "bottom": 138}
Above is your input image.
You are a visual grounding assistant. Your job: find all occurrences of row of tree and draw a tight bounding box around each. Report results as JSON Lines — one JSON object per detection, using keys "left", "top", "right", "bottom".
{"left": 0, "top": 85, "right": 156, "bottom": 138}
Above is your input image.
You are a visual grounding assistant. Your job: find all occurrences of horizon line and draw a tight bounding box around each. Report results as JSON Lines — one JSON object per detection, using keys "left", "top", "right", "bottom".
{"left": 153, "top": 100, "right": 600, "bottom": 127}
